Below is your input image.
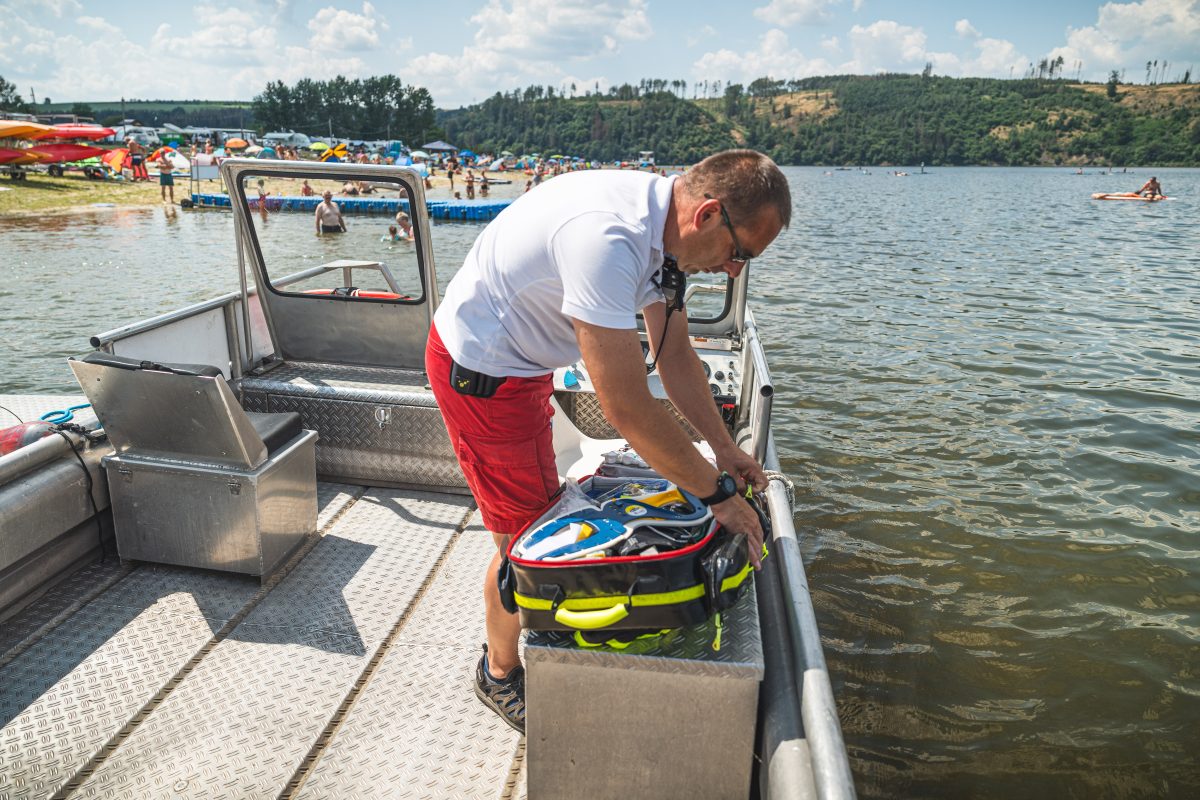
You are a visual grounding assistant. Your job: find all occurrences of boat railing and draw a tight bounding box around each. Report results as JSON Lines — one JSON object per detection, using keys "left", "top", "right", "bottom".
{"left": 762, "top": 438, "right": 857, "bottom": 800}
{"left": 88, "top": 260, "right": 393, "bottom": 380}
{"left": 741, "top": 319, "right": 774, "bottom": 465}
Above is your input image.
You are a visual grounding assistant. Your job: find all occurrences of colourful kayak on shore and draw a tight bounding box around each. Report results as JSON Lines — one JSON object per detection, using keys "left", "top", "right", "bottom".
{"left": 0, "top": 120, "right": 53, "bottom": 139}
{"left": 1092, "top": 192, "right": 1168, "bottom": 201}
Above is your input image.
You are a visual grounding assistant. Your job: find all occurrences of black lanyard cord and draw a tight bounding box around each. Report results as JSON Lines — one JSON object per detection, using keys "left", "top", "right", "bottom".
{"left": 645, "top": 256, "right": 685, "bottom": 375}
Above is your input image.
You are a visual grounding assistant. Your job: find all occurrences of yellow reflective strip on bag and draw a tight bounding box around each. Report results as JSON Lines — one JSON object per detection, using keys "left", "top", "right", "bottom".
{"left": 514, "top": 582, "right": 706, "bottom": 612}
{"left": 720, "top": 562, "right": 754, "bottom": 594}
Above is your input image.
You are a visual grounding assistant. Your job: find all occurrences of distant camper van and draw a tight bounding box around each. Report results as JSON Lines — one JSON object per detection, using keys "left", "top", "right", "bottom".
{"left": 263, "top": 131, "right": 312, "bottom": 148}
{"left": 113, "top": 125, "right": 161, "bottom": 148}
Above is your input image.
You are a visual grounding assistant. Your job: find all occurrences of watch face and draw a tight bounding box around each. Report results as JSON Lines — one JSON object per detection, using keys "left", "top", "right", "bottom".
{"left": 719, "top": 473, "right": 737, "bottom": 495}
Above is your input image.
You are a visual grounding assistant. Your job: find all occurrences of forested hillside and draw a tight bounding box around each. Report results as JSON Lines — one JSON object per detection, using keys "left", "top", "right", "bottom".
{"left": 441, "top": 74, "right": 1200, "bottom": 166}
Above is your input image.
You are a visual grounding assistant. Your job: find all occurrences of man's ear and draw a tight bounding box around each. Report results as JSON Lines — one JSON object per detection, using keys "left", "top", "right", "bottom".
{"left": 692, "top": 196, "right": 719, "bottom": 230}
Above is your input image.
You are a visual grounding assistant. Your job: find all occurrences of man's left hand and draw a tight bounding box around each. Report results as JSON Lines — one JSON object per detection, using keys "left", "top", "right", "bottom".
{"left": 716, "top": 446, "right": 768, "bottom": 494}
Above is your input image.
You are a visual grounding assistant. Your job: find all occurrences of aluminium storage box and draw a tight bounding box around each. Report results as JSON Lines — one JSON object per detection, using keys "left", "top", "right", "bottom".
{"left": 103, "top": 429, "right": 317, "bottom": 576}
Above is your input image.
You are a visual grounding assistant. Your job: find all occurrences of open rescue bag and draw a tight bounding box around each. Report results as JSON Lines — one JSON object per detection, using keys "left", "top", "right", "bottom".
{"left": 497, "top": 476, "right": 768, "bottom": 641}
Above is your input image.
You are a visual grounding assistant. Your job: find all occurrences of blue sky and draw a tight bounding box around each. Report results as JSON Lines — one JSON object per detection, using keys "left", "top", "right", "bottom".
{"left": 0, "top": 0, "right": 1196, "bottom": 108}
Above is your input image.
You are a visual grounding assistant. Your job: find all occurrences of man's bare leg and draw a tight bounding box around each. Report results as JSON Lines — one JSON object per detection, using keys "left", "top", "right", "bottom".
{"left": 484, "top": 531, "right": 521, "bottom": 677}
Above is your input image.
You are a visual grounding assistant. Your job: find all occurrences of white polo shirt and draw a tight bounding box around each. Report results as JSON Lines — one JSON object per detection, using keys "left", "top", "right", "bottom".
{"left": 434, "top": 170, "right": 673, "bottom": 377}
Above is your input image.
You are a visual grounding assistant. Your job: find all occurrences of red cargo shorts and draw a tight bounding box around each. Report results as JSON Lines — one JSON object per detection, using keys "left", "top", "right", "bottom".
{"left": 426, "top": 323, "right": 559, "bottom": 535}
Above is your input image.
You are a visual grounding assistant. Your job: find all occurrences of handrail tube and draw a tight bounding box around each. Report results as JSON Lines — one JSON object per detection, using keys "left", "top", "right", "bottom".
{"left": 742, "top": 322, "right": 775, "bottom": 465}
{"left": 236, "top": 217, "right": 254, "bottom": 372}
{"left": 89, "top": 264, "right": 368, "bottom": 351}
{"left": 0, "top": 429, "right": 87, "bottom": 487}
{"left": 765, "top": 440, "right": 856, "bottom": 800}
{"left": 91, "top": 293, "right": 242, "bottom": 349}
{"left": 756, "top": 518, "right": 819, "bottom": 800}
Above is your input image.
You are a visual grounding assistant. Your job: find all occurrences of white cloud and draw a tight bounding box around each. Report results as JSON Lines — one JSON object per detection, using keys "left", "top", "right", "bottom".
{"left": 1049, "top": 0, "right": 1200, "bottom": 82}
{"left": 955, "top": 18, "right": 979, "bottom": 38}
{"left": 753, "top": 0, "right": 842, "bottom": 27}
{"left": 404, "top": 0, "right": 653, "bottom": 107}
{"left": 77, "top": 15, "right": 121, "bottom": 35}
{"left": 846, "top": 20, "right": 928, "bottom": 70}
{"left": 308, "top": 2, "right": 388, "bottom": 53}
{"left": 693, "top": 29, "right": 834, "bottom": 87}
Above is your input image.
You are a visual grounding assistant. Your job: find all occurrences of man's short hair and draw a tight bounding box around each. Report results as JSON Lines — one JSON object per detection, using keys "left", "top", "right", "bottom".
{"left": 684, "top": 149, "right": 791, "bottom": 229}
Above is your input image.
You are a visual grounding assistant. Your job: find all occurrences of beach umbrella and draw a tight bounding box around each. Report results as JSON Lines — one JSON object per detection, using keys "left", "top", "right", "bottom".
{"left": 225, "top": 137, "right": 249, "bottom": 149}
{"left": 308, "top": 142, "right": 329, "bottom": 151}
{"left": 409, "top": 150, "right": 429, "bottom": 159}
{"left": 460, "top": 149, "right": 476, "bottom": 158}
{"left": 244, "top": 144, "right": 263, "bottom": 155}
{"left": 320, "top": 142, "right": 347, "bottom": 163}
{"left": 101, "top": 148, "right": 130, "bottom": 172}
{"left": 500, "top": 150, "right": 514, "bottom": 156}
{"left": 0, "top": 120, "right": 53, "bottom": 139}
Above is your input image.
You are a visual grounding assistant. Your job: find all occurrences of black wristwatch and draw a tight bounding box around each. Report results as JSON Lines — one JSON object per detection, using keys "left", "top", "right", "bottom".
{"left": 699, "top": 471, "right": 738, "bottom": 506}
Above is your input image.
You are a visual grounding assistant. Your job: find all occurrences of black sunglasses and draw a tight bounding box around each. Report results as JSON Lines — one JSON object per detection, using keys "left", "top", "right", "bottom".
{"left": 705, "top": 193, "right": 751, "bottom": 264}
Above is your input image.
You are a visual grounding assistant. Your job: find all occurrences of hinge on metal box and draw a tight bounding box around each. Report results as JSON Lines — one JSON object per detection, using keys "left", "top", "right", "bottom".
{"left": 375, "top": 407, "right": 392, "bottom": 430}
{"left": 117, "top": 466, "right": 132, "bottom": 483}
{"left": 227, "top": 480, "right": 242, "bottom": 495}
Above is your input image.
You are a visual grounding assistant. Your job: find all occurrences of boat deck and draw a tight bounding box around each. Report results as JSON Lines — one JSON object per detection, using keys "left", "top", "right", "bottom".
{"left": 0, "top": 480, "right": 528, "bottom": 799}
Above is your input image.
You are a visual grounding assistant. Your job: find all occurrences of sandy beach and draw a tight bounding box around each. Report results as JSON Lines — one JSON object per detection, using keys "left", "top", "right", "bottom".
{"left": 0, "top": 167, "right": 517, "bottom": 218}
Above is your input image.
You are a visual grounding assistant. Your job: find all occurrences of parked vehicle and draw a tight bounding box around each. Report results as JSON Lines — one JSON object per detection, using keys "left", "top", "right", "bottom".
{"left": 263, "top": 130, "right": 312, "bottom": 148}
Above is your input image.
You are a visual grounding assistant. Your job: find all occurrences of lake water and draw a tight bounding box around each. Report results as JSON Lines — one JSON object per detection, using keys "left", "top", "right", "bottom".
{"left": 2, "top": 167, "right": 1198, "bottom": 797}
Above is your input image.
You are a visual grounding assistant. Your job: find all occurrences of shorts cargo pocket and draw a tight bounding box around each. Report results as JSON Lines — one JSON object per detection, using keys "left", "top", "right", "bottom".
{"left": 455, "top": 432, "right": 559, "bottom": 534}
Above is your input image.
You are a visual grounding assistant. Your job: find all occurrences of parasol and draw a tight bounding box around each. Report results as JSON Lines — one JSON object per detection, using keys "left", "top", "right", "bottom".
{"left": 224, "top": 138, "right": 249, "bottom": 149}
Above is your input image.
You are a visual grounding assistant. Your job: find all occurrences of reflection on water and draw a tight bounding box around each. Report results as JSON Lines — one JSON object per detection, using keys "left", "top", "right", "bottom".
{"left": 2, "top": 167, "right": 1200, "bottom": 796}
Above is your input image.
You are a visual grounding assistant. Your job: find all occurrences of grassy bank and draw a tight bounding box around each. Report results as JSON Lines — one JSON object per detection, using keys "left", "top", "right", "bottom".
{"left": 0, "top": 172, "right": 183, "bottom": 215}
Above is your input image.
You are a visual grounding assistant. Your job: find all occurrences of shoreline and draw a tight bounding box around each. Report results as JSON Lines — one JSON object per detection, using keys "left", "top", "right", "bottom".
{"left": 0, "top": 169, "right": 523, "bottom": 218}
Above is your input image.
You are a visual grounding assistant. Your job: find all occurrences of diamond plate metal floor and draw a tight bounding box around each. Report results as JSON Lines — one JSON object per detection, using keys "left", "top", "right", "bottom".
{"left": 0, "top": 483, "right": 516, "bottom": 800}
{"left": 69, "top": 489, "right": 475, "bottom": 799}
{"left": 296, "top": 513, "right": 525, "bottom": 800}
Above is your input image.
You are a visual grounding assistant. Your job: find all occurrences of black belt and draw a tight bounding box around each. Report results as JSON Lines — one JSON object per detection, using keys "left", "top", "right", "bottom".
{"left": 449, "top": 359, "right": 506, "bottom": 398}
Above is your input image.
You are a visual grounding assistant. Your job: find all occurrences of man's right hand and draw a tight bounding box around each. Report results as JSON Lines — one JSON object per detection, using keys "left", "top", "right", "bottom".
{"left": 710, "top": 493, "right": 765, "bottom": 570}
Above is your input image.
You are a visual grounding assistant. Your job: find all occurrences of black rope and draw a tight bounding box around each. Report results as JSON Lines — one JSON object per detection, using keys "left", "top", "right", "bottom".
{"left": 0, "top": 403, "right": 22, "bottom": 424}
{"left": 49, "top": 425, "right": 110, "bottom": 563}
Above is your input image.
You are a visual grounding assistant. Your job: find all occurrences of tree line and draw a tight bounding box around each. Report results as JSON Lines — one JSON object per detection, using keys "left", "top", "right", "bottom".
{"left": 441, "top": 74, "right": 1200, "bottom": 167}
{"left": 5, "top": 71, "right": 1197, "bottom": 165}
{"left": 251, "top": 75, "right": 438, "bottom": 143}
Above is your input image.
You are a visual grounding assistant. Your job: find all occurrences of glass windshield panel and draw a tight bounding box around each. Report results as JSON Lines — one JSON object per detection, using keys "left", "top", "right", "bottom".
{"left": 237, "top": 173, "right": 424, "bottom": 303}
{"left": 685, "top": 272, "right": 732, "bottom": 321}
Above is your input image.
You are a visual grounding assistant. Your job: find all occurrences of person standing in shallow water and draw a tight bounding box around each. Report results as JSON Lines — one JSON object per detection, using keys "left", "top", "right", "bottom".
{"left": 314, "top": 191, "right": 346, "bottom": 234}
{"left": 425, "top": 149, "right": 791, "bottom": 733}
